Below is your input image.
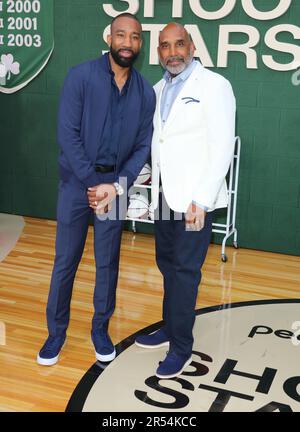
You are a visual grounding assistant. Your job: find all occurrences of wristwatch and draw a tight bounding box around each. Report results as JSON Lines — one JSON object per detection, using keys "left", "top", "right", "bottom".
{"left": 113, "top": 182, "right": 124, "bottom": 196}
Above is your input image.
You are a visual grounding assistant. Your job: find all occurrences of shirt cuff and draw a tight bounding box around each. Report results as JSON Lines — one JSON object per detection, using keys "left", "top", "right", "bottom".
{"left": 192, "top": 201, "right": 209, "bottom": 212}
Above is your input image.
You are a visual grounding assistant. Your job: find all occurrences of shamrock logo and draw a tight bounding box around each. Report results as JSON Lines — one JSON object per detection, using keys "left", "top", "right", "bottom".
{"left": 0, "top": 54, "right": 20, "bottom": 81}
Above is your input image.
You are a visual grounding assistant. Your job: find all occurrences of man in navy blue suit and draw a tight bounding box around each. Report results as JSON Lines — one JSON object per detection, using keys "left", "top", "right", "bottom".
{"left": 37, "top": 13, "right": 155, "bottom": 366}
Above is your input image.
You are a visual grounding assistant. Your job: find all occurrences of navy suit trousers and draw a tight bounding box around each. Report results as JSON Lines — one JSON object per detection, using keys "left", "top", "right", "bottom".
{"left": 154, "top": 192, "right": 213, "bottom": 357}
{"left": 46, "top": 174, "right": 125, "bottom": 338}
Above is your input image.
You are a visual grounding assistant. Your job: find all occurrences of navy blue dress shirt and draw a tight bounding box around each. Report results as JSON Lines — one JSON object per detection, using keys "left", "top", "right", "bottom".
{"left": 96, "top": 54, "right": 131, "bottom": 166}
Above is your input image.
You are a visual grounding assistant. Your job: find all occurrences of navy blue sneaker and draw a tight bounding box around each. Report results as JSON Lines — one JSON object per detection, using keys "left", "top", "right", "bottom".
{"left": 92, "top": 331, "right": 116, "bottom": 362}
{"left": 156, "top": 351, "right": 192, "bottom": 378}
{"left": 135, "top": 328, "right": 169, "bottom": 349}
{"left": 37, "top": 335, "right": 66, "bottom": 366}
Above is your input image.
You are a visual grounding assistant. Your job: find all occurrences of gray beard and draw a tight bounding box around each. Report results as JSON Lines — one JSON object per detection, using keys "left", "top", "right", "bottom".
{"left": 161, "top": 52, "right": 194, "bottom": 77}
{"left": 165, "top": 62, "right": 187, "bottom": 75}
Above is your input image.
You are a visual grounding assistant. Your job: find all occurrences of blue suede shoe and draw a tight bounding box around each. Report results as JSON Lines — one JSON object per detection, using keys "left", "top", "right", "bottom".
{"left": 156, "top": 351, "right": 192, "bottom": 379}
{"left": 135, "top": 328, "right": 170, "bottom": 349}
{"left": 37, "top": 335, "right": 66, "bottom": 366}
{"left": 92, "top": 331, "right": 116, "bottom": 362}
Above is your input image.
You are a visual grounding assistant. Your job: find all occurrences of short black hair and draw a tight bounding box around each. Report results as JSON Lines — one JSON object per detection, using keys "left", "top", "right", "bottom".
{"left": 111, "top": 13, "right": 141, "bottom": 30}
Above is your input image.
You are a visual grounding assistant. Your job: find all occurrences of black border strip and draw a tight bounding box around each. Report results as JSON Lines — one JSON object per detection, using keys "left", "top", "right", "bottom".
{"left": 66, "top": 298, "right": 300, "bottom": 412}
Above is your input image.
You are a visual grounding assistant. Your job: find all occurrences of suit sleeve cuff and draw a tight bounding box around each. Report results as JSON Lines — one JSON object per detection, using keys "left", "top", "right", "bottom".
{"left": 82, "top": 172, "right": 101, "bottom": 189}
{"left": 118, "top": 169, "right": 135, "bottom": 190}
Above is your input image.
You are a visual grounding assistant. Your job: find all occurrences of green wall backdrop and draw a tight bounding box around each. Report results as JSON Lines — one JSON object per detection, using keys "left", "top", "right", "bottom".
{"left": 0, "top": 0, "right": 300, "bottom": 255}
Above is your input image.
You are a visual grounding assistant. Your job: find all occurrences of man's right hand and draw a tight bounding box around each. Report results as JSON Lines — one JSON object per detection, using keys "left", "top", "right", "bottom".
{"left": 87, "top": 184, "right": 116, "bottom": 214}
{"left": 185, "top": 202, "right": 206, "bottom": 231}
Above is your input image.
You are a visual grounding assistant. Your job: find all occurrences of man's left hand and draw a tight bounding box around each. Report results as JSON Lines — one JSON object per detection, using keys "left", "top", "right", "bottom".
{"left": 88, "top": 184, "right": 117, "bottom": 214}
{"left": 185, "top": 202, "right": 206, "bottom": 231}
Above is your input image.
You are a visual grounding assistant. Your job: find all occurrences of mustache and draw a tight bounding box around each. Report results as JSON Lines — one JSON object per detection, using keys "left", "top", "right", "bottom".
{"left": 118, "top": 48, "right": 134, "bottom": 55}
{"left": 166, "top": 56, "right": 184, "bottom": 64}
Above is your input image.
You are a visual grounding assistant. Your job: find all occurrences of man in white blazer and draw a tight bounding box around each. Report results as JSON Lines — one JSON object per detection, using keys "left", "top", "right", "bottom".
{"left": 135, "top": 23, "right": 236, "bottom": 378}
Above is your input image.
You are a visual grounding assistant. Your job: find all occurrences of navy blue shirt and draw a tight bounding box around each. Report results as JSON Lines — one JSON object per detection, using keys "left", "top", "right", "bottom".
{"left": 96, "top": 53, "right": 131, "bottom": 166}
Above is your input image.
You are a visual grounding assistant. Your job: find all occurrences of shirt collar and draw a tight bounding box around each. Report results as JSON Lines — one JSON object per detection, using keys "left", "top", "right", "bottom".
{"left": 163, "top": 59, "right": 197, "bottom": 84}
{"left": 101, "top": 52, "right": 115, "bottom": 76}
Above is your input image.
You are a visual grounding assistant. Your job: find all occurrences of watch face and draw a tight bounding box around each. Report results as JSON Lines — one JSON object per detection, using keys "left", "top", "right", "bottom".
{"left": 114, "top": 183, "right": 124, "bottom": 195}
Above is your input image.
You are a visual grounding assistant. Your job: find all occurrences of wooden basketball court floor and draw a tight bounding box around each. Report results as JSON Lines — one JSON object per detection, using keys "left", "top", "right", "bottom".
{"left": 0, "top": 216, "right": 299, "bottom": 412}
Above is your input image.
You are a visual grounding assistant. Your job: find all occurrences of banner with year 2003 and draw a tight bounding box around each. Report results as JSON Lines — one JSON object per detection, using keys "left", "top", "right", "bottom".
{"left": 0, "top": 0, "right": 54, "bottom": 93}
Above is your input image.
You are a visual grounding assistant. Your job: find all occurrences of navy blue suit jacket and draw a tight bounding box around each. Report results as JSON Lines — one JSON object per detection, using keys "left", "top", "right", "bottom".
{"left": 57, "top": 55, "right": 156, "bottom": 189}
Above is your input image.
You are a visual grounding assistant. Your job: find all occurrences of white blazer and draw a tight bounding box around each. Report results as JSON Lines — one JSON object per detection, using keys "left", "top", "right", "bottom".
{"left": 151, "top": 61, "right": 236, "bottom": 213}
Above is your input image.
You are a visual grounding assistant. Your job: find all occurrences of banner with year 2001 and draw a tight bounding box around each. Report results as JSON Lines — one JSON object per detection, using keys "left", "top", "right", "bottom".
{"left": 0, "top": 0, "right": 54, "bottom": 93}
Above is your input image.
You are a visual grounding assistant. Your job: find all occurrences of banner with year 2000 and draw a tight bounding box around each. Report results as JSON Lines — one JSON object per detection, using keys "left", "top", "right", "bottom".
{"left": 0, "top": 0, "right": 54, "bottom": 93}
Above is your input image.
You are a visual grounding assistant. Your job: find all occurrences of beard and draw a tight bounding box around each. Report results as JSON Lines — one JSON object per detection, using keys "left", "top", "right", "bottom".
{"left": 110, "top": 45, "right": 140, "bottom": 68}
{"left": 161, "top": 49, "right": 194, "bottom": 76}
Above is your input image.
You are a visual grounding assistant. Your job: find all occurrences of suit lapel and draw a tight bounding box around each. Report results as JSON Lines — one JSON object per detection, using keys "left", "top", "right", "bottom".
{"left": 163, "top": 62, "right": 203, "bottom": 130}
{"left": 93, "top": 59, "right": 111, "bottom": 157}
{"left": 154, "top": 79, "right": 166, "bottom": 133}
